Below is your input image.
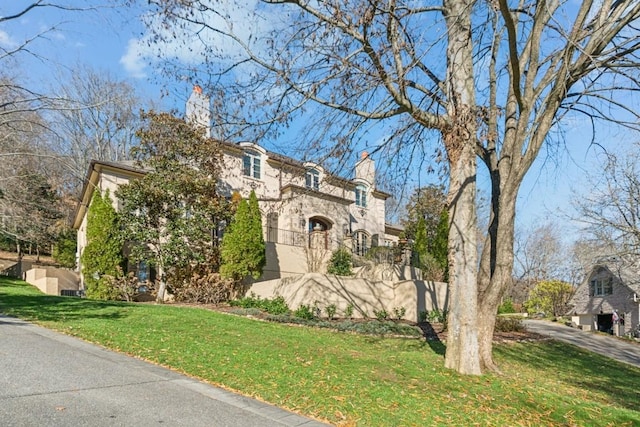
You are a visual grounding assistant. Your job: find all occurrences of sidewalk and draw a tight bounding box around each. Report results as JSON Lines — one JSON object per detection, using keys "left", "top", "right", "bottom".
{"left": 0, "top": 315, "right": 331, "bottom": 427}
{"left": 524, "top": 319, "right": 640, "bottom": 368}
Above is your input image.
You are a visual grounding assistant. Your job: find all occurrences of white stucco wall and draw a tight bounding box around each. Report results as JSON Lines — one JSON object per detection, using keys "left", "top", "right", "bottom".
{"left": 247, "top": 272, "right": 449, "bottom": 322}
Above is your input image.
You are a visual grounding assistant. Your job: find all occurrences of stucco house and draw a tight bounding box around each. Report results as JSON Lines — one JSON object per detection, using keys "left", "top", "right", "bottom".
{"left": 568, "top": 260, "right": 640, "bottom": 335}
{"left": 73, "top": 86, "right": 403, "bottom": 286}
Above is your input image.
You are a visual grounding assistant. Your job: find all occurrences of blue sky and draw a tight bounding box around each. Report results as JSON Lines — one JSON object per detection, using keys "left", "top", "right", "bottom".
{"left": 2, "top": 1, "right": 634, "bottom": 242}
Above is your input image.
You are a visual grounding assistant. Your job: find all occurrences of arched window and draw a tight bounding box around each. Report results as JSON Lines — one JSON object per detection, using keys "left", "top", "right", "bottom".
{"left": 243, "top": 149, "right": 261, "bottom": 179}
{"left": 353, "top": 230, "right": 369, "bottom": 256}
{"left": 305, "top": 168, "right": 320, "bottom": 190}
{"left": 355, "top": 185, "right": 367, "bottom": 208}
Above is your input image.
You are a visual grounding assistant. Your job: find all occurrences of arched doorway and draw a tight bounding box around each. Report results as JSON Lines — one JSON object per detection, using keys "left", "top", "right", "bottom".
{"left": 308, "top": 216, "right": 332, "bottom": 249}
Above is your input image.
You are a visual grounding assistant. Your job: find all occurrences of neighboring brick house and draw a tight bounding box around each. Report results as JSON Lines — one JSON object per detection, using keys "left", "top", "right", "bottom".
{"left": 73, "top": 86, "right": 403, "bottom": 286}
{"left": 568, "top": 260, "right": 640, "bottom": 334}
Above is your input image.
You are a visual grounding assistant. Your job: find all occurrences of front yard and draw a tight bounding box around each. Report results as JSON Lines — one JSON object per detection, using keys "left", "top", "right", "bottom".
{"left": 1, "top": 277, "right": 639, "bottom": 426}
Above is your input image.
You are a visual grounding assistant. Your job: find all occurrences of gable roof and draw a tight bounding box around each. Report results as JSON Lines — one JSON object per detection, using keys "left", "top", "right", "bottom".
{"left": 72, "top": 160, "right": 148, "bottom": 230}
{"left": 603, "top": 260, "right": 640, "bottom": 294}
{"left": 568, "top": 260, "right": 640, "bottom": 314}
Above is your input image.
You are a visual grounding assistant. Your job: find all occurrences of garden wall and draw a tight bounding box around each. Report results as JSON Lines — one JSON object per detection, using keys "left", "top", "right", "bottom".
{"left": 25, "top": 267, "right": 80, "bottom": 296}
{"left": 247, "top": 272, "right": 449, "bottom": 322}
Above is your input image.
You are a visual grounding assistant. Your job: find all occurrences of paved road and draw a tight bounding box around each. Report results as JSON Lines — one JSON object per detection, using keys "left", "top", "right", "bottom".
{"left": 0, "top": 315, "right": 330, "bottom": 427}
{"left": 524, "top": 319, "right": 640, "bottom": 368}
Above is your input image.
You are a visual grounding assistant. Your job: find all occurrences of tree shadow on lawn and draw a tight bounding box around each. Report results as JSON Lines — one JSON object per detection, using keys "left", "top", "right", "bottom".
{"left": 418, "top": 322, "right": 446, "bottom": 355}
{"left": 496, "top": 341, "right": 640, "bottom": 413}
{"left": 0, "top": 293, "right": 128, "bottom": 323}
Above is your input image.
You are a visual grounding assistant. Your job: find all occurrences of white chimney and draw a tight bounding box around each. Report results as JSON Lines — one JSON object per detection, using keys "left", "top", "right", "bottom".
{"left": 186, "top": 85, "right": 211, "bottom": 138}
{"left": 355, "top": 151, "right": 375, "bottom": 184}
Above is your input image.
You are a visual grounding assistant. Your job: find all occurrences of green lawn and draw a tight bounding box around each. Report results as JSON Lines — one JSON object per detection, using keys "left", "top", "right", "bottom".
{"left": 1, "top": 277, "right": 639, "bottom": 426}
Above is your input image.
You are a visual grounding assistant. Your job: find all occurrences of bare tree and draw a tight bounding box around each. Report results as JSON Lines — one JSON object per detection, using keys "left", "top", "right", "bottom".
{"left": 142, "top": 0, "right": 640, "bottom": 373}
{"left": 512, "top": 221, "right": 578, "bottom": 306}
{"left": 564, "top": 238, "right": 613, "bottom": 287}
{"left": 514, "top": 222, "right": 567, "bottom": 282}
{"left": 47, "top": 64, "right": 143, "bottom": 195}
{"left": 0, "top": 80, "right": 63, "bottom": 254}
{"left": 0, "top": 2, "right": 115, "bottom": 118}
{"left": 575, "top": 145, "right": 640, "bottom": 257}
{"left": 0, "top": 2, "right": 133, "bottom": 250}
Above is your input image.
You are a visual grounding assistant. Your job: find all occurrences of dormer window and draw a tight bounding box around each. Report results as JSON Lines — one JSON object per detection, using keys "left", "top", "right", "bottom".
{"left": 355, "top": 185, "right": 367, "bottom": 208}
{"left": 590, "top": 279, "right": 613, "bottom": 296}
{"left": 305, "top": 168, "right": 320, "bottom": 191}
{"left": 243, "top": 150, "right": 261, "bottom": 179}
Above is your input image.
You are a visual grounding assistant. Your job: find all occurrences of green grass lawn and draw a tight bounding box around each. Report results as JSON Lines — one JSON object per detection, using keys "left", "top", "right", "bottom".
{"left": 1, "top": 277, "right": 639, "bottom": 426}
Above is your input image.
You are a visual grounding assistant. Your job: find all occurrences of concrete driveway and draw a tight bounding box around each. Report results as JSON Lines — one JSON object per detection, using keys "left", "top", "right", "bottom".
{"left": 0, "top": 315, "right": 330, "bottom": 427}
{"left": 524, "top": 319, "right": 640, "bottom": 368}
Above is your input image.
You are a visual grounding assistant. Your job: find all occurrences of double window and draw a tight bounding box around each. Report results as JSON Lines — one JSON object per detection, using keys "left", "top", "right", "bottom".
{"left": 355, "top": 185, "right": 367, "bottom": 208}
{"left": 243, "top": 150, "right": 261, "bottom": 179}
{"left": 590, "top": 279, "right": 613, "bottom": 296}
{"left": 305, "top": 168, "right": 320, "bottom": 191}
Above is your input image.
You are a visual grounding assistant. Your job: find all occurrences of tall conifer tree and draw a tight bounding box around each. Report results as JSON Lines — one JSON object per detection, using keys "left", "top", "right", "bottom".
{"left": 220, "top": 190, "right": 265, "bottom": 280}
{"left": 80, "top": 189, "right": 123, "bottom": 300}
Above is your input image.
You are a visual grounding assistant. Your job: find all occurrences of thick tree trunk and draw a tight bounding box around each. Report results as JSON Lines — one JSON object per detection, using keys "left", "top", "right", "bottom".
{"left": 443, "top": 141, "right": 481, "bottom": 375}
{"left": 442, "top": 0, "right": 481, "bottom": 375}
{"left": 477, "top": 182, "right": 519, "bottom": 371}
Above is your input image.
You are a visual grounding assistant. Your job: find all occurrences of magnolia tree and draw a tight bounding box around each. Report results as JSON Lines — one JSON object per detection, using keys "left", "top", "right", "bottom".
{"left": 140, "top": 0, "right": 640, "bottom": 374}
{"left": 117, "top": 111, "right": 230, "bottom": 302}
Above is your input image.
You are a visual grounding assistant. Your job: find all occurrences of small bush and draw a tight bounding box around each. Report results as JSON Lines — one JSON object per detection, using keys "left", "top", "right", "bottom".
{"left": 418, "top": 310, "right": 428, "bottom": 323}
{"left": 262, "top": 296, "right": 290, "bottom": 315}
{"left": 426, "top": 309, "right": 448, "bottom": 323}
{"left": 373, "top": 309, "right": 389, "bottom": 321}
{"left": 495, "top": 316, "right": 525, "bottom": 332}
{"left": 174, "top": 272, "right": 237, "bottom": 304}
{"left": 230, "top": 292, "right": 262, "bottom": 308}
{"left": 498, "top": 298, "right": 516, "bottom": 314}
{"left": 229, "top": 294, "right": 290, "bottom": 315}
{"left": 392, "top": 306, "right": 406, "bottom": 320}
{"left": 325, "top": 303, "right": 337, "bottom": 320}
{"left": 103, "top": 270, "right": 140, "bottom": 302}
{"left": 344, "top": 304, "right": 354, "bottom": 319}
{"left": 294, "top": 304, "right": 316, "bottom": 320}
{"left": 327, "top": 248, "right": 353, "bottom": 276}
{"left": 53, "top": 229, "right": 77, "bottom": 268}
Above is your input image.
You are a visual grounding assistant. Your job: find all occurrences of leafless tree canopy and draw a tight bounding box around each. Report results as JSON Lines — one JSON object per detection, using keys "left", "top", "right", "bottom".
{"left": 47, "top": 65, "right": 143, "bottom": 195}
{"left": 0, "top": 2, "right": 143, "bottom": 250}
{"left": 575, "top": 145, "right": 640, "bottom": 257}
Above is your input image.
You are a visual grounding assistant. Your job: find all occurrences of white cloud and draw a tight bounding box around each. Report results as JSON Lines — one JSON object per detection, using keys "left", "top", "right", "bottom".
{"left": 120, "top": 38, "right": 148, "bottom": 79}
{"left": 0, "top": 29, "right": 17, "bottom": 48}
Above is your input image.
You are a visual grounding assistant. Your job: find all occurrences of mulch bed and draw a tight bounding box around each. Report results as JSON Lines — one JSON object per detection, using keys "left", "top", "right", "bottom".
{"left": 417, "top": 322, "right": 545, "bottom": 343}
